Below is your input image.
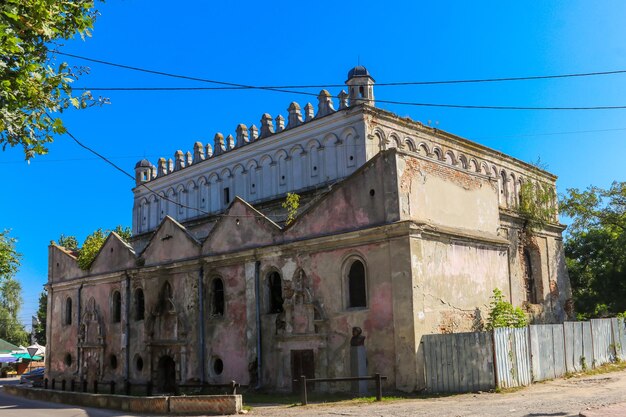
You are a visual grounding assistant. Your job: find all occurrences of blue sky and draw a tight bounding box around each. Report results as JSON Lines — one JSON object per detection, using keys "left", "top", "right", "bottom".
{"left": 2, "top": 0, "right": 625, "bottom": 329}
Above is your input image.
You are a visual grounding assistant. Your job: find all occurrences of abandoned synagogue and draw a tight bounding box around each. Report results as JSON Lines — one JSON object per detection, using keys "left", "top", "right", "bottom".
{"left": 45, "top": 66, "right": 572, "bottom": 393}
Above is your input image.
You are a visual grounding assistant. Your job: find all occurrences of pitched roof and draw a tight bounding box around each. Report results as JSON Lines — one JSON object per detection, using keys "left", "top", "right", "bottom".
{"left": 0, "top": 338, "right": 19, "bottom": 353}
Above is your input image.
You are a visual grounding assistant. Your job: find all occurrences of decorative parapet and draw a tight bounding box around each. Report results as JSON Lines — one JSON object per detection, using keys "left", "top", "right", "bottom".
{"left": 226, "top": 134, "right": 235, "bottom": 150}
{"left": 193, "top": 142, "right": 205, "bottom": 163}
{"left": 250, "top": 124, "right": 259, "bottom": 141}
{"left": 157, "top": 158, "right": 167, "bottom": 177}
{"left": 135, "top": 88, "right": 362, "bottom": 183}
{"left": 338, "top": 90, "right": 348, "bottom": 110}
{"left": 214, "top": 133, "right": 226, "bottom": 156}
{"left": 304, "top": 103, "right": 314, "bottom": 122}
{"left": 260, "top": 113, "right": 275, "bottom": 138}
{"left": 316, "top": 89, "right": 335, "bottom": 117}
{"left": 276, "top": 115, "right": 285, "bottom": 133}
{"left": 174, "top": 150, "right": 184, "bottom": 171}
{"left": 287, "top": 102, "right": 303, "bottom": 128}
{"left": 235, "top": 124, "right": 249, "bottom": 147}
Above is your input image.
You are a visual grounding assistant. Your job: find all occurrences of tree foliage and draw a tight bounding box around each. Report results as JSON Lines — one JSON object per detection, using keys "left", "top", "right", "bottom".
{"left": 486, "top": 288, "right": 528, "bottom": 330}
{"left": 0, "top": 230, "right": 28, "bottom": 345}
{"left": 0, "top": 0, "right": 101, "bottom": 160}
{"left": 57, "top": 234, "right": 79, "bottom": 251}
{"left": 560, "top": 182, "right": 626, "bottom": 319}
{"left": 33, "top": 289, "right": 47, "bottom": 345}
{"left": 64, "top": 226, "right": 132, "bottom": 270}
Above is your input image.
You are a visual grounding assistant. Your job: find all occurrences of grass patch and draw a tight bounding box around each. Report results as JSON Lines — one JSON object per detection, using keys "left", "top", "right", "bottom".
{"left": 242, "top": 391, "right": 411, "bottom": 406}
{"left": 495, "top": 386, "right": 526, "bottom": 394}
{"left": 564, "top": 360, "right": 626, "bottom": 379}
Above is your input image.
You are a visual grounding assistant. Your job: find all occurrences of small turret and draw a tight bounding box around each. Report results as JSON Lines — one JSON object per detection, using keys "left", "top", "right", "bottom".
{"left": 346, "top": 66, "right": 375, "bottom": 107}
{"left": 134, "top": 159, "right": 153, "bottom": 185}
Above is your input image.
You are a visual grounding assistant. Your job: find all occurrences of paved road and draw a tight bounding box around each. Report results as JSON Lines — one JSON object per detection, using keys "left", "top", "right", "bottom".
{"left": 0, "top": 378, "right": 132, "bottom": 417}
{"left": 251, "top": 371, "right": 626, "bottom": 417}
{"left": 2, "top": 371, "right": 626, "bottom": 417}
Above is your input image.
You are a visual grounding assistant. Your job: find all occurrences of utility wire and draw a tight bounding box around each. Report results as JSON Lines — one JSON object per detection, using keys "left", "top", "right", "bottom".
{"left": 54, "top": 118, "right": 281, "bottom": 221}
{"left": 55, "top": 52, "right": 626, "bottom": 111}
{"left": 56, "top": 51, "right": 626, "bottom": 87}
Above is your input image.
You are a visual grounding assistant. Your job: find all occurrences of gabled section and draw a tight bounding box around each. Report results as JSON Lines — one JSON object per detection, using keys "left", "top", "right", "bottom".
{"left": 48, "top": 243, "right": 83, "bottom": 282}
{"left": 89, "top": 232, "right": 136, "bottom": 275}
{"left": 203, "top": 197, "right": 283, "bottom": 255}
{"left": 141, "top": 216, "right": 201, "bottom": 265}
{"left": 284, "top": 150, "right": 400, "bottom": 240}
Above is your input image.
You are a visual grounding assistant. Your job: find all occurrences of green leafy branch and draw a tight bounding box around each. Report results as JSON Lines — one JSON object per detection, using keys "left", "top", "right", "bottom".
{"left": 518, "top": 180, "right": 557, "bottom": 233}
{"left": 486, "top": 288, "right": 528, "bottom": 330}
{"left": 282, "top": 192, "right": 300, "bottom": 226}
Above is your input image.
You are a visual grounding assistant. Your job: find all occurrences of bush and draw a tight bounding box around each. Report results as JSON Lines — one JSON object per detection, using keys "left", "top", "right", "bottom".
{"left": 486, "top": 288, "right": 528, "bottom": 330}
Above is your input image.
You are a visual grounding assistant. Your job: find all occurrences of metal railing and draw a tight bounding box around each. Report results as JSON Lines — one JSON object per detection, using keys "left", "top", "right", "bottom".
{"left": 294, "top": 373, "right": 387, "bottom": 405}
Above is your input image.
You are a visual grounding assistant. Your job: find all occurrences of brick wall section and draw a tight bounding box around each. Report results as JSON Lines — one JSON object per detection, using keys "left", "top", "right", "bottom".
{"left": 400, "top": 157, "right": 485, "bottom": 193}
{"left": 3, "top": 386, "right": 241, "bottom": 415}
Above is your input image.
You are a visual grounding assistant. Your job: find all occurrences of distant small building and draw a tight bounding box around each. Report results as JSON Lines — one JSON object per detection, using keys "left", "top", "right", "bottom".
{"left": 46, "top": 67, "right": 572, "bottom": 393}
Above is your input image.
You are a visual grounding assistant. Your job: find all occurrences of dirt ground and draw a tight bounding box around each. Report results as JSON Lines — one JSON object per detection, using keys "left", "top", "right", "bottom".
{"left": 247, "top": 370, "right": 626, "bottom": 417}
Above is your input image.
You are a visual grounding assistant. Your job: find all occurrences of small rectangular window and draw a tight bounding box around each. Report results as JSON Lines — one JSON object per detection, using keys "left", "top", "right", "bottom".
{"left": 223, "top": 187, "right": 230, "bottom": 204}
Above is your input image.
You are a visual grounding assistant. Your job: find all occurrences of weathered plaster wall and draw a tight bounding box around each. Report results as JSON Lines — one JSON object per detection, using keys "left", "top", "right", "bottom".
{"left": 410, "top": 234, "right": 509, "bottom": 390}
{"left": 396, "top": 154, "right": 499, "bottom": 234}
{"left": 141, "top": 217, "right": 200, "bottom": 266}
{"left": 284, "top": 151, "right": 399, "bottom": 241}
{"left": 308, "top": 242, "right": 396, "bottom": 386}
{"left": 48, "top": 287, "right": 79, "bottom": 375}
{"left": 89, "top": 234, "right": 135, "bottom": 275}
{"left": 49, "top": 245, "right": 83, "bottom": 283}
{"left": 203, "top": 263, "right": 250, "bottom": 385}
{"left": 202, "top": 201, "right": 281, "bottom": 255}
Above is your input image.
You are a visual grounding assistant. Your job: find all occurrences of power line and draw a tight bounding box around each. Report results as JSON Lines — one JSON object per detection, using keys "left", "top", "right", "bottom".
{"left": 55, "top": 51, "right": 626, "bottom": 111}
{"left": 56, "top": 51, "right": 626, "bottom": 87}
{"left": 54, "top": 120, "right": 281, "bottom": 221}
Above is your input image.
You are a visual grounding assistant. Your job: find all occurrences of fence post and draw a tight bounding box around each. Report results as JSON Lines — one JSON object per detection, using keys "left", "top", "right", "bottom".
{"left": 51, "top": 378, "right": 55, "bottom": 390}
{"left": 110, "top": 381, "right": 115, "bottom": 394}
{"left": 375, "top": 373, "right": 382, "bottom": 401}
{"left": 82, "top": 379, "right": 87, "bottom": 392}
{"left": 300, "top": 375, "right": 307, "bottom": 406}
{"left": 147, "top": 381, "right": 153, "bottom": 396}
{"left": 125, "top": 380, "right": 131, "bottom": 395}
{"left": 44, "top": 378, "right": 48, "bottom": 390}
{"left": 70, "top": 379, "right": 75, "bottom": 392}
{"left": 61, "top": 379, "right": 66, "bottom": 391}
{"left": 93, "top": 380, "right": 98, "bottom": 394}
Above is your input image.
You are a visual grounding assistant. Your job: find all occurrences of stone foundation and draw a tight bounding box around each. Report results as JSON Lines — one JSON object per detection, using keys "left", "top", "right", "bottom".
{"left": 3, "top": 385, "right": 241, "bottom": 415}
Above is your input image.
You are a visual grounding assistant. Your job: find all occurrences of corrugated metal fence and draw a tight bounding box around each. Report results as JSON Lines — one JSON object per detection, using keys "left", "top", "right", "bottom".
{"left": 493, "top": 327, "right": 531, "bottom": 389}
{"left": 422, "top": 318, "right": 626, "bottom": 393}
{"left": 421, "top": 332, "right": 495, "bottom": 393}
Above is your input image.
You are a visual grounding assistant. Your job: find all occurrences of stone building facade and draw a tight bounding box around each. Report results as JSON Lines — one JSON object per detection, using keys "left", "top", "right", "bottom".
{"left": 46, "top": 67, "right": 572, "bottom": 393}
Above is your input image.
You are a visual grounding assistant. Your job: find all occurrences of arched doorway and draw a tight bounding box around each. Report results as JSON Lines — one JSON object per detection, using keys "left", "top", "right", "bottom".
{"left": 156, "top": 355, "right": 177, "bottom": 393}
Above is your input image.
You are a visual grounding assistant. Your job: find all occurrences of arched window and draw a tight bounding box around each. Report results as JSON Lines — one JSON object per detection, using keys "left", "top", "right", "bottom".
{"left": 348, "top": 259, "right": 367, "bottom": 308}
{"left": 65, "top": 297, "right": 72, "bottom": 325}
{"left": 211, "top": 278, "right": 225, "bottom": 317}
{"left": 500, "top": 171, "right": 508, "bottom": 206}
{"left": 267, "top": 271, "right": 283, "bottom": 314}
{"left": 112, "top": 290, "right": 121, "bottom": 323}
{"left": 158, "top": 281, "right": 175, "bottom": 313}
{"left": 134, "top": 288, "right": 145, "bottom": 321}
{"left": 524, "top": 248, "right": 538, "bottom": 304}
